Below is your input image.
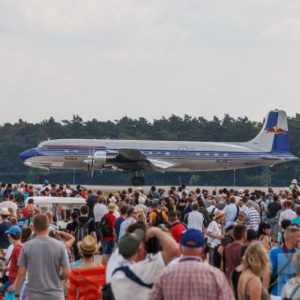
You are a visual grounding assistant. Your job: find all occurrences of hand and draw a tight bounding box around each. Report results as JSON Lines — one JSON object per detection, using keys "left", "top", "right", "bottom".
{"left": 146, "top": 227, "right": 161, "bottom": 240}
{"left": 7, "top": 285, "right": 15, "bottom": 292}
{"left": 218, "top": 235, "right": 225, "bottom": 240}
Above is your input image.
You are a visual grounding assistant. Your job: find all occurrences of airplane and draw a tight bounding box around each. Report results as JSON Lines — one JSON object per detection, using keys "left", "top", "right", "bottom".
{"left": 19, "top": 110, "right": 298, "bottom": 186}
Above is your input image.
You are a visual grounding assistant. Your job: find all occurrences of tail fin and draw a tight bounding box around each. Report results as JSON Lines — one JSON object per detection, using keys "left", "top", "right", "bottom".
{"left": 243, "top": 110, "right": 290, "bottom": 153}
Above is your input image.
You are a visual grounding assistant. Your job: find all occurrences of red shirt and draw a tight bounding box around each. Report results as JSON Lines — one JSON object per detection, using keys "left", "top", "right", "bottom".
{"left": 170, "top": 222, "right": 186, "bottom": 243}
{"left": 68, "top": 265, "right": 106, "bottom": 300}
{"left": 22, "top": 204, "right": 33, "bottom": 218}
{"left": 102, "top": 213, "right": 116, "bottom": 241}
{"left": 9, "top": 244, "right": 23, "bottom": 283}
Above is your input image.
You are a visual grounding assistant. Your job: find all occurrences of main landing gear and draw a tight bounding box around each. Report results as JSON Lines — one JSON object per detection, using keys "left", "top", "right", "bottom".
{"left": 131, "top": 170, "right": 145, "bottom": 186}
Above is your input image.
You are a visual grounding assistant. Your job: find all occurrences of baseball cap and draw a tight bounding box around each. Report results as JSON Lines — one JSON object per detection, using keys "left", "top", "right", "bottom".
{"left": 6, "top": 225, "right": 22, "bottom": 236}
{"left": 0, "top": 207, "right": 10, "bottom": 216}
{"left": 180, "top": 229, "right": 205, "bottom": 248}
{"left": 119, "top": 229, "right": 145, "bottom": 257}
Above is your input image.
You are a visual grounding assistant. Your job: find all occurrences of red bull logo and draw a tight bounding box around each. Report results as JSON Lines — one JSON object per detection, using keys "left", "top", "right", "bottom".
{"left": 266, "top": 127, "right": 287, "bottom": 134}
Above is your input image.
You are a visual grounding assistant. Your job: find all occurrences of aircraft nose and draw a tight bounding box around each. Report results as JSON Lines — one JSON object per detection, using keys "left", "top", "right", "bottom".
{"left": 19, "top": 149, "right": 37, "bottom": 160}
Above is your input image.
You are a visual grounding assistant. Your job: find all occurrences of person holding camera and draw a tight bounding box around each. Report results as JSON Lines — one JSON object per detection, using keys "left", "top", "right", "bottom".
{"left": 110, "top": 226, "right": 179, "bottom": 300}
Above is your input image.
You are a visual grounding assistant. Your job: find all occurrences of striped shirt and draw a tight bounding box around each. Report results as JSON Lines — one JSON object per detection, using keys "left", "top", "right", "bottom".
{"left": 68, "top": 265, "right": 106, "bottom": 300}
{"left": 148, "top": 257, "right": 234, "bottom": 300}
{"left": 246, "top": 208, "right": 260, "bottom": 231}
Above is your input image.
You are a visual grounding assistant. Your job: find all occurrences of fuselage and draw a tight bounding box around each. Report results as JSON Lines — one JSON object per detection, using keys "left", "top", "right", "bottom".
{"left": 19, "top": 138, "right": 297, "bottom": 172}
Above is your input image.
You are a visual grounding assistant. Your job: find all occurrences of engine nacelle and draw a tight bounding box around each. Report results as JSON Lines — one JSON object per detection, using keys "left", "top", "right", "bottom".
{"left": 91, "top": 151, "right": 108, "bottom": 167}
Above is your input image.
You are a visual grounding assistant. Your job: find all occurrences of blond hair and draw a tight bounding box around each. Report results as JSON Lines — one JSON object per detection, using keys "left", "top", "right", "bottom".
{"left": 242, "top": 241, "right": 269, "bottom": 275}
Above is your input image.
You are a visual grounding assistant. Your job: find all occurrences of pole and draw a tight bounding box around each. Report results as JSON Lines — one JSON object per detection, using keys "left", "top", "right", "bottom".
{"left": 233, "top": 169, "right": 236, "bottom": 187}
{"left": 73, "top": 169, "right": 75, "bottom": 185}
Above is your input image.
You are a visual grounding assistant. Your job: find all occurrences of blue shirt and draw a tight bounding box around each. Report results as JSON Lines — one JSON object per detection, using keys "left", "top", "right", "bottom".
{"left": 118, "top": 217, "right": 135, "bottom": 242}
{"left": 269, "top": 245, "right": 300, "bottom": 296}
{"left": 292, "top": 217, "right": 300, "bottom": 228}
{"left": 223, "top": 203, "right": 238, "bottom": 228}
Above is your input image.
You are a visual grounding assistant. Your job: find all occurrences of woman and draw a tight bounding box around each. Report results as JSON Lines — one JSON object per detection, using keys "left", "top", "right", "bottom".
{"left": 257, "top": 222, "right": 272, "bottom": 251}
{"left": 68, "top": 235, "right": 106, "bottom": 300}
{"left": 237, "top": 241, "right": 269, "bottom": 300}
{"left": 282, "top": 252, "right": 300, "bottom": 299}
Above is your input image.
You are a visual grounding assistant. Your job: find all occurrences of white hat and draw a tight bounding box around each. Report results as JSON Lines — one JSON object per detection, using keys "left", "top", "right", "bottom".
{"left": 109, "top": 197, "right": 117, "bottom": 203}
{"left": 292, "top": 179, "right": 298, "bottom": 184}
{"left": 0, "top": 207, "right": 10, "bottom": 216}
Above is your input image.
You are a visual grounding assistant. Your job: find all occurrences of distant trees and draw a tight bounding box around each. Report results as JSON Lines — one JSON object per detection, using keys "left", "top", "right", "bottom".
{"left": 0, "top": 113, "right": 299, "bottom": 186}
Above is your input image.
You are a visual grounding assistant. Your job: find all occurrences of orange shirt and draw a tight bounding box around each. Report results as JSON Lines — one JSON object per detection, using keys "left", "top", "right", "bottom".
{"left": 68, "top": 265, "right": 106, "bottom": 300}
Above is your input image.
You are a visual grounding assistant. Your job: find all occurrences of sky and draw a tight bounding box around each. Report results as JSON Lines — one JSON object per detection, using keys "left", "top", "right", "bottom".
{"left": 0, "top": 0, "right": 300, "bottom": 124}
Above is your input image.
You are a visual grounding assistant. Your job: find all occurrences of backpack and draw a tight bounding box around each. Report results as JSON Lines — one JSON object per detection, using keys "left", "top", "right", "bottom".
{"left": 100, "top": 215, "right": 114, "bottom": 237}
{"left": 75, "top": 219, "right": 92, "bottom": 242}
{"left": 208, "top": 207, "right": 216, "bottom": 223}
{"left": 153, "top": 210, "right": 168, "bottom": 227}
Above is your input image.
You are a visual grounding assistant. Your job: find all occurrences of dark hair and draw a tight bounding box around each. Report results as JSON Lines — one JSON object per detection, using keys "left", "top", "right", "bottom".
{"left": 281, "top": 219, "right": 292, "bottom": 230}
{"left": 192, "top": 203, "right": 199, "bottom": 211}
{"left": 246, "top": 229, "right": 257, "bottom": 242}
{"left": 168, "top": 210, "right": 177, "bottom": 222}
{"left": 127, "top": 222, "right": 147, "bottom": 236}
{"left": 257, "top": 222, "right": 271, "bottom": 239}
{"left": 233, "top": 225, "right": 247, "bottom": 240}
{"left": 21, "top": 228, "right": 32, "bottom": 243}
{"left": 71, "top": 211, "right": 78, "bottom": 220}
{"left": 127, "top": 206, "right": 135, "bottom": 216}
{"left": 120, "top": 205, "right": 128, "bottom": 215}
{"left": 80, "top": 205, "right": 89, "bottom": 215}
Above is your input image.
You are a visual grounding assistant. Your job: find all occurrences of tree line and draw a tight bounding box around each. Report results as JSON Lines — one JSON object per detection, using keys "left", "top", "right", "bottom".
{"left": 1, "top": 113, "right": 300, "bottom": 186}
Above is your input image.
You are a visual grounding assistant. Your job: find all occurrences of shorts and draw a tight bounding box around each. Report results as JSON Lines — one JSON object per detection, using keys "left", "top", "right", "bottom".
{"left": 102, "top": 240, "right": 114, "bottom": 255}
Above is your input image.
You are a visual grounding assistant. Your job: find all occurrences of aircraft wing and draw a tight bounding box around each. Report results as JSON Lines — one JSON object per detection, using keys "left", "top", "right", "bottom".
{"left": 260, "top": 155, "right": 288, "bottom": 161}
{"left": 90, "top": 148, "right": 174, "bottom": 172}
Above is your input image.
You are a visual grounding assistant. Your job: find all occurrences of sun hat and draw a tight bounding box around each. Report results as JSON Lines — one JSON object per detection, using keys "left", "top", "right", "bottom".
{"left": 213, "top": 210, "right": 225, "bottom": 220}
{"left": 108, "top": 203, "right": 116, "bottom": 212}
{"left": 77, "top": 235, "right": 99, "bottom": 255}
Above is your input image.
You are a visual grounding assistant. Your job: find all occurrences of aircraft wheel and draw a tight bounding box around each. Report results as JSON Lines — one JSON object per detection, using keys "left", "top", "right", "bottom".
{"left": 131, "top": 176, "right": 145, "bottom": 186}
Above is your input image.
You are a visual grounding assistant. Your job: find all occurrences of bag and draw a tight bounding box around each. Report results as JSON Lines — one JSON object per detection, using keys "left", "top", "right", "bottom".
{"left": 102, "top": 283, "right": 115, "bottom": 300}
{"left": 153, "top": 211, "right": 167, "bottom": 227}
{"left": 283, "top": 283, "right": 300, "bottom": 300}
{"left": 75, "top": 219, "right": 92, "bottom": 242}
{"left": 100, "top": 215, "right": 113, "bottom": 238}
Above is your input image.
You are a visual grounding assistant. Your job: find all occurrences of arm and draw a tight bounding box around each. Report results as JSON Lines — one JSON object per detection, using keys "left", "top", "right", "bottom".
{"left": 249, "top": 277, "right": 262, "bottom": 300}
{"left": 206, "top": 231, "right": 224, "bottom": 240}
{"left": 61, "top": 266, "right": 70, "bottom": 281}
{"left": 59, "top": 231, "right": 75, "bottom": 250}
{"left": 15, "top": 266, "right": 26, "bottom": 297}
{"left": 147, "top": 227, "right": 179, "bottom": 265}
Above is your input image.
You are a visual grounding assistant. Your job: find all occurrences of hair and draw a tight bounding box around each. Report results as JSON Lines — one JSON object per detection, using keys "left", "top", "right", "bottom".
{"left": 71, "top": 211, "right": 78, "bottom": 220}
{"left": 127, "top": 206, "right": 135, "bottom": 216}
{"left": 33, "top": 213, "right": 49, "bottom": 232}
{"left": 120, "top": 205, "right": 128, "bottom": 215}
{"left": 257, "top": 222, "right": 271, "bottom": 239}
{"left": 229, "top": 196, "right": 236, "bottom": 204}
{"left": 80, "top": 205, "right": 89, "bottom": 215}
{"left": 192, "top": 203, "right": 199, "bottom": 211}
{"left": 127, "top": 222, "right": 147, "bottom": 237}
{"left": 246, "top": 229, "right": 257, "bottom": 242}
{"left": 21, "top": 228, "right": 32, "bottom": 243}
{"left": 242, "top": 241, "right": 269, "bottom": 275}
{"left": 233, "top": 225, "right": 247, "bottom": 240}
{"left": 168, "top": 210, "right": 178, "bottom": 223}
{"left": 9, "top": 232, "right": 21, "bottom": 240}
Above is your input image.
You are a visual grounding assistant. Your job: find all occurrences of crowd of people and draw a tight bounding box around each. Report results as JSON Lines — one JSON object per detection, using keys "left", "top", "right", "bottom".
{"left": 0, "top": 179, "right": 300, "bottom": 299}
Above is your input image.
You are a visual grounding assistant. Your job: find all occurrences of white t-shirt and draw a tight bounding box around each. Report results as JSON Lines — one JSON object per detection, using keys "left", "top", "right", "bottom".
{"left": 93, "top": 204, "right": 108, "bottom": 222}
{"left": 279, "top": 209, "right": 297, "bottom": 225}
{"left": 207, "top": 220, "right": 222, "bottom": 248}
{"left": 106, "top": 248, "right": 131, "bottom": 283}
{"left": 0, "top": 201, "right": 18, "bottom": 211}
{"left": 187, "top": 211, "right": 204, "bottom": 231}
{"left": 111, "top": 252, "right": 165, "bottom": 300}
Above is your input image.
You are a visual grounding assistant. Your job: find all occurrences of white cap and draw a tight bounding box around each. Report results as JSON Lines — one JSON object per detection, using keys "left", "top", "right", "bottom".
{"left": 0, "top": 207, "right": 10, "bottom": 216}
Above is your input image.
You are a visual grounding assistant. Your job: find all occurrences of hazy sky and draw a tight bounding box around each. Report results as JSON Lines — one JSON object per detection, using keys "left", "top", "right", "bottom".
{"left": 1, "top": 0, "right": 300, "bottom": 124}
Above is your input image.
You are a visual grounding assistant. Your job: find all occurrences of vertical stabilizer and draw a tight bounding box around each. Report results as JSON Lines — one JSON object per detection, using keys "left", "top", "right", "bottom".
{"left": 243, "top": 110, "right": 290, "bottom": 152}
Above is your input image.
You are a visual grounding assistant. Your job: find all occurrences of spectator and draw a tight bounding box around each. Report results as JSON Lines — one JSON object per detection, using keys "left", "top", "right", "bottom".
{"left": 292, "top": 206, "right": 300, "bottom": 228}
{"left": 238, "top": 241, "right": 269, "bottom": 300}
{"left": 148, "top": 203, "right": 168, "bottom": 227}
{"left": 185, "top": 203, "right": 204, "bottom": 231}
{"left": 111, "top": 227, "right": 178, "bottom": 300}
{"left": 100, "top": 203, "right": 117, "bottom": 265}
{"left": 68, "top": 235, "right": 105, "bottom": 300}
{"left": 206, "top": 210, "right": 225, "bottom": 266}
{"left": 114, "top": 205, "right": 127, "bottom": 243}
{"left": 118, "top": 206, "right": 138, "bottom": 241}
{"left": 257, "top": 222, "right": 272, "bottom": 251}
{"left": 0, "top": 208, "right": 12, "bottom": 253}
{"left": 224, "top": 225, "right": 247, "bottom": 283}
{"left": 14, "top": 213, "right": 69, "bottom": 300}
{"left": 224, "top": 197, "right": 239, "bottom": 228}
{"left": 278, "top": 200, "right": 296, "bottom": 230}
{"left": 168, "top": 211, "right": 186, "bottom": 243}
{"left": 246, "top": 200, "right": 260, "bottom": 232}
{"left": 86, "top": 189, "right": 97, "bottom": 219}
{"left": 282, "top": 252, "right": 300, "bottom": 299}
{"left": 148, "top": 229, "right": 234, "bottom": 300}
{"left": 269, "top": 226, "right": 300, "bottom": 298}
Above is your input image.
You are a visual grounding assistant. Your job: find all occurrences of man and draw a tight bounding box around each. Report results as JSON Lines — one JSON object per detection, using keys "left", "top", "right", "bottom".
{"left": 269, "top": 226, "right": 300, "bottom": 299}
{"left": 45, "top": 211, "right": 59, "bottom": 231}
{"left": 86, "top": 189, "right": 97, "bottom": 218}
{"left": 22, "top": 198, "right": 34, "bottom": 218}
{"left": 278, "top": 200, "right": 296, "bottom": 229}
{"left": 93, "top": 196, "right": 108, "bottom": 223}
{"left": 15, "top": 213, "right": 69, "bottom": 300}
{"left": 223, "top": 197, "right": 239, "bottom": 228}
{"left": 148, "top": 203, "right": 168, "bottom": 227}
{"left": 292, "top": 206, "right": 300, "bottom": 228}
{"left": 101, "top": 203, "right": 117, "bottom": 265}
{"left": 168, "top": 210, "right": 186, "bottom": 243}
{"left": 118, "top": 206, "right": 137, "bottom": 241}
{"left": 0, "top": 194, "right": 18, "bottom": 211}
{"left": 148, "top": 229, "right": 234, "bottom": 300}
{"left": 4, "top": 226, "right": 23, "bottom": 297}
{"left": 111, "top": 227, "right": 179, "bottom": 300}
{"left": 185, "top": 203, "right": 204, "bottom": 231}
{"left": 224, "top": 225, "right": 247, "bottom": 283}
{"left": 0, "top": 208, "right": 12, "bottom": 252}
{"left": 206, "top": 210, "right": 225, "bottom": 266}
{"left": 267, "top": 195, "right": 282, "bottom": 240}
{"left": 114, "top": 205, "right": 127, "bottom": 243}
{"left": 246, "top": 200, "right": 260, "bottom": 231}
